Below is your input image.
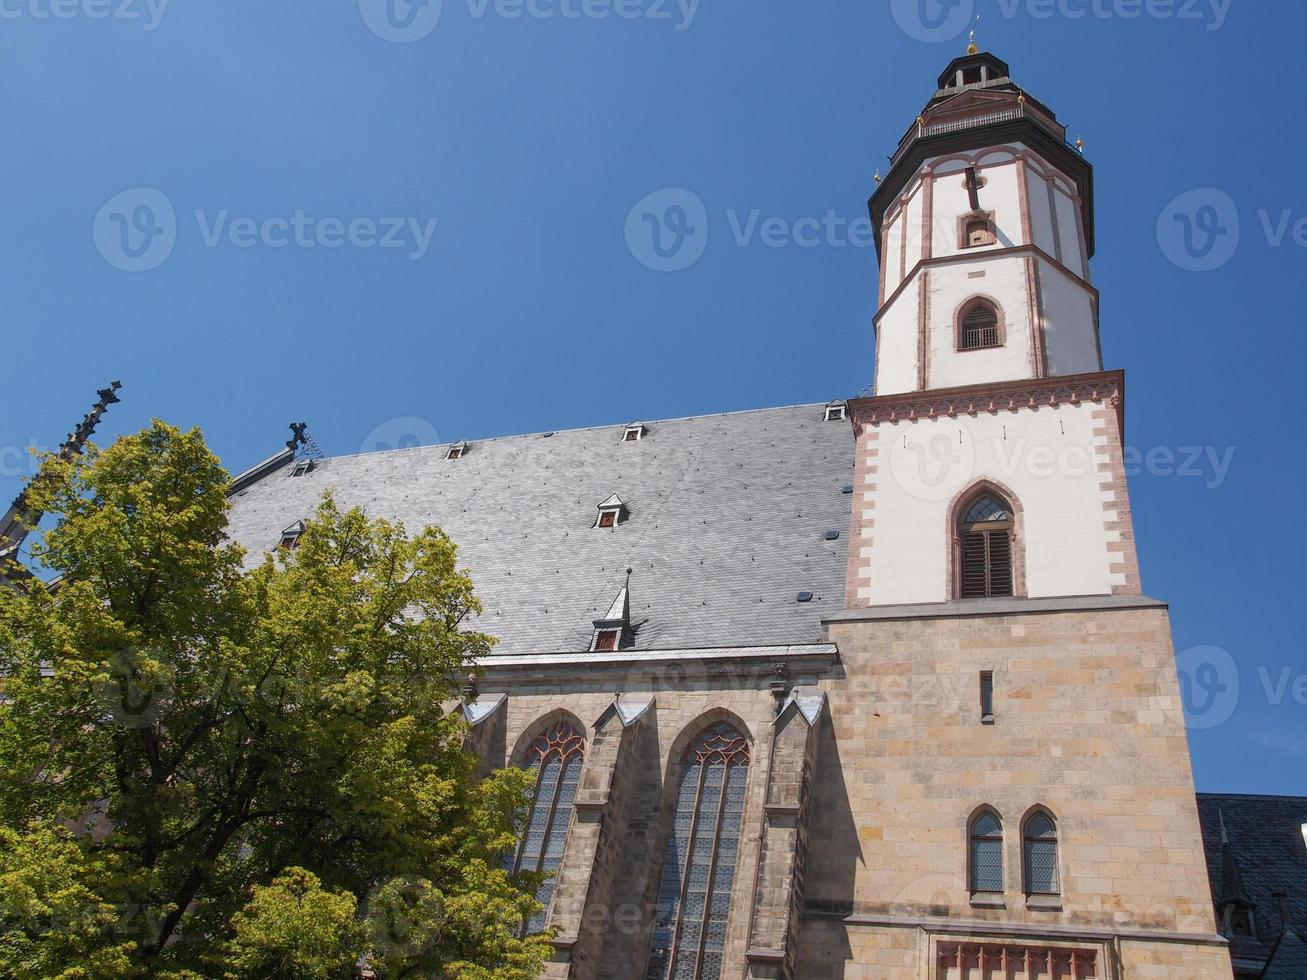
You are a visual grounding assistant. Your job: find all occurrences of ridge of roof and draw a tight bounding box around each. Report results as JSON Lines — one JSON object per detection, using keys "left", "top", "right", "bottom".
{"left": 323, "top": 401, "right": 844, "bottom": 465}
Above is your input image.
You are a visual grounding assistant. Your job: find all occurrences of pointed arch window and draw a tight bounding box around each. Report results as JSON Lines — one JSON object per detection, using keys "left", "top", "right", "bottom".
{"left": 511, "top": 720, "right": 585, "bottom": 933}
{"left": 958, "top": 493, "right": 1014, "bottom": 599}
{"left": 1023, "top": 811, "right": 1060, "bottom": 897}
{"left": 969, "top": 809, "right": 1004, "bottom": 894}
{"left": 959, "top": 300, "right": 1002, "bottom": 350}
{"left": 646, "top": 723, "right": 751, "bottom": 980}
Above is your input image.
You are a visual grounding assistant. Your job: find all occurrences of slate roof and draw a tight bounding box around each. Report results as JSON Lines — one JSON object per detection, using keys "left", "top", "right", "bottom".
{"left": 223, "top": 404, "right": 854, "bottom": 655}
{"left": 1263, "top": 929, "right": 1307, "bottom": 980}
{"left": 1197, "top": 793, "right": 1307, "bottom": 967}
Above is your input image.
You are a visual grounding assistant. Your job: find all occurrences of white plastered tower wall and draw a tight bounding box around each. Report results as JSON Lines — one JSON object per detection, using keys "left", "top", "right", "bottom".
{"left": 875, "top": 144, "right": 1101, "bottom": 397}
{"left": 851, "top": 51, "right": 1134, "bottom": 609}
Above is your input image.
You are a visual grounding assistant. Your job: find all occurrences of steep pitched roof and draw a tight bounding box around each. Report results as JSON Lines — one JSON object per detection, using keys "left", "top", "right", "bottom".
{"left": 1197, "top": 793, "right": 1307, "bottom": 956}
{"left": 223, "top": 404, "right": 854, "bottom": 654}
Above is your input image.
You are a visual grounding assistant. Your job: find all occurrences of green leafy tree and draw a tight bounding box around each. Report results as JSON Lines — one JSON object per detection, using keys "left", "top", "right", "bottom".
{"left": 0, "top": 422, "right": 550, "bottom": 978}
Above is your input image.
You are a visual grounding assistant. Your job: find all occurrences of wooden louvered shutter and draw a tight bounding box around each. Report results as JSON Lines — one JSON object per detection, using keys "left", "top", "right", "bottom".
{"left": 960, "top": 532, "right": 989, "bottom": 598}
{"left": 960, "top": 529, "right": 1014, "bottom": 598}
{"left": 986, "top": 530, "right": 1013, "bottom": 596}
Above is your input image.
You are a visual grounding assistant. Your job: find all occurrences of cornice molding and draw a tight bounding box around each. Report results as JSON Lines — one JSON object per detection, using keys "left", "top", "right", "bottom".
{"left": 849, "top": 370, "right": 1125, "bottom": 433}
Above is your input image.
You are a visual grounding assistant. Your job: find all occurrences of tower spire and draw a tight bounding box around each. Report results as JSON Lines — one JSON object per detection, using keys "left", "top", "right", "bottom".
{"left": 0, "top": 381, "right": 123, "bottom": 572}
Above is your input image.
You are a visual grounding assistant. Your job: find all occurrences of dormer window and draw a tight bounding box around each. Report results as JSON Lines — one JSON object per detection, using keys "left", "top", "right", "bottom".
{"left": 622, "top": 422, "right": 646, "bottom": 443}
{"left": 590, "top": 581, "right": 632, "bottom": 652}
{"left": 290, "top": 459, "right": 314, "bottom": 477}
{"left": 824, "top": 401, "right": 847, "bottom": 422}
{"left": 279, "top": 521, "right": 305, "bottom": 551}
{"left": 446, "top": 441, "right": 468, "bottom": 460}
{"left": 594, "top": 494, "right": 628, "bottom": 529}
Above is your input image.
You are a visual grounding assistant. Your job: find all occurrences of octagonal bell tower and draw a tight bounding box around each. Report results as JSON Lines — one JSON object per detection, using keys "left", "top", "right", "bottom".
{"left": 870, "top": 49, "right": 1101, "bottom": 396}
{"left": 846, "top": 50, "right": 1138, "bottom": 608}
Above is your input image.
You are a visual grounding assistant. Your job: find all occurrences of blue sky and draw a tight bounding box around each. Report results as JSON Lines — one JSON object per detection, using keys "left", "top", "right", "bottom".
{"left": 1, "top": 0, "right": 1303, "bottom": 794}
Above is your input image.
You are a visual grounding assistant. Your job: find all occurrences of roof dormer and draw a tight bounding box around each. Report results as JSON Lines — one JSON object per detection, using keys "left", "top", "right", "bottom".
{"left": 590, "top": 574, "right": 634, "bottom": 651}
{"left": 279, "top": 521, "right": 306, "bottom": 550}
{"left": 594, "top": 493, "right": 629, "bottom": 529}
{"left": 622, "top": 422, "right": 647, "bottom": 443}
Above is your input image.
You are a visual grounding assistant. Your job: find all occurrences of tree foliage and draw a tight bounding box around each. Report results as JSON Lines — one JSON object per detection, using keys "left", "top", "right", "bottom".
{"left": 0, "top": 422, "right": 550, "bottom": 977}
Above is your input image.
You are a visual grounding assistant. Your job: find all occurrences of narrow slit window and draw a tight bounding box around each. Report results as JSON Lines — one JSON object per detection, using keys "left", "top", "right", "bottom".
{"left": 980, "top": 671, "right": 995, "bottom": 723}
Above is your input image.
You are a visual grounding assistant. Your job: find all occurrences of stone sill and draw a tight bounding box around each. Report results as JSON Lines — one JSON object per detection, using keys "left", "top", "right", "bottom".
{"left": 969, "top": 893, "right": 1006, "bottom": 910}
{"left": 1026, "top": 894, "right": 1063, "bottom": 911}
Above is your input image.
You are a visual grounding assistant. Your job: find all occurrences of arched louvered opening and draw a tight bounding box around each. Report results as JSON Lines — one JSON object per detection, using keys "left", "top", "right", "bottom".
{"left": 512, "top": 720, "right": 585, "bottom": 934}
{"left": 645, "top": 722, "right": 751, "bottom": 980}
{"left": 1022, "top": 810, "right": 1061, "bottom": 897}
{"left": 959, "top": 300, "right": 1002, "bottom": 350}
{"left": 957, "top": 492, "right": 1015, "bottom": 599}
{"left": 969, "top": 809, "right": 1005, "bottom": 894}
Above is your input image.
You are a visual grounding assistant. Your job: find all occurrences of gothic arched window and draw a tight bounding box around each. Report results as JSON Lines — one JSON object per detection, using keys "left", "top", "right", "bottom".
{"left": 1023, "top": 811, "right": 1061, "bottom": 897}
{"left": 958, "top": 493, "right": 1015, "bottom": 599}
{"left": 511, "top": 720, "right": 585, "bottom": 933}
{"left": 969, "top": 809, "right": 1004, "bottom": 894}
{"left": 958, "top": 300, "right": 1002, "bottom": 350}
{"left": 645, "top": 722, "right": 751, "bottom": 980}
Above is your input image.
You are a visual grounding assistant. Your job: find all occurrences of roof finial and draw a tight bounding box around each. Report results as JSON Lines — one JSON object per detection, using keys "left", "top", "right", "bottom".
{"left": 967, "top": 14, "right": 980, "bottom": 55}
{"left": 1075, "top": 135, "right": 1086, "bottom": 154}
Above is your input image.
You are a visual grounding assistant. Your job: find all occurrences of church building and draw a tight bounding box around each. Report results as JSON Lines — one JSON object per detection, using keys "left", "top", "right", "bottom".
{"left": 12, "top": 48, "right": 1294, "bottom": 980}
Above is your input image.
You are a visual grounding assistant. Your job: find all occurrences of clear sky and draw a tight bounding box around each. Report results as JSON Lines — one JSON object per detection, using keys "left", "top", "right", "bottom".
{"left": 1, "top": 0, "right": 1303, "bottom": 795}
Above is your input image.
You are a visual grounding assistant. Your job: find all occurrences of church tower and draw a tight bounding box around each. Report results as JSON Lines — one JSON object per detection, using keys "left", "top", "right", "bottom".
{"left": 798, "top": 49, "right": 1235, "bottom": 979}
{"left": 846, "top": 47, "right": 1137, "bottom": 608}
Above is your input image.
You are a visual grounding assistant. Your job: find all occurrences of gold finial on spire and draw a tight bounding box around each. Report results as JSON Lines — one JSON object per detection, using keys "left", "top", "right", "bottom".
{"left": 967, "top": 14, "right": 980, "bottom": 54}
{"left": 1075, "top": 135, "right": 1085, "bottom": 154}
